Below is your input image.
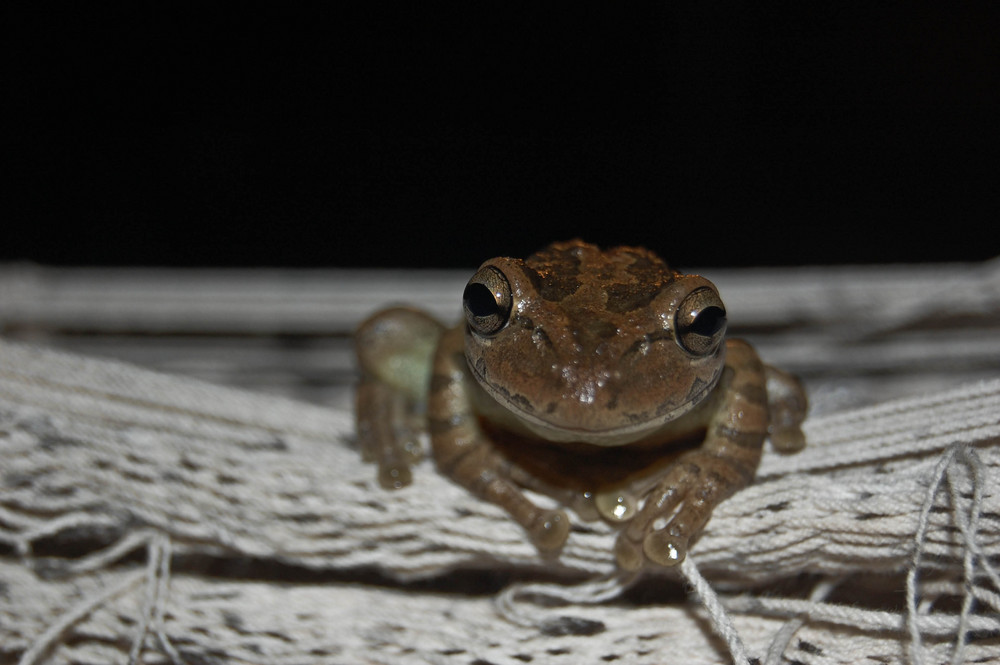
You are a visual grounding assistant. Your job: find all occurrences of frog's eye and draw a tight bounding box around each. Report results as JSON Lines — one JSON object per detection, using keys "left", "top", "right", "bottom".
{"left": 676, "top": 287, "right": 727, "bottom": 356}
{"left": 463, "top": 266, "right": 513, "bottom": 336}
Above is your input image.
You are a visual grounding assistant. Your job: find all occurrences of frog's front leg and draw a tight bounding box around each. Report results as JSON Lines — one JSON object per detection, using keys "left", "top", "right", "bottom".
{"left": 355, "top": 307, "right": 444, "bottom": 489}
{"left": 614, "top": 339, "right": 771, "bottom": 570}
{"left": 428, "top": 326, "right": 571, "bottom": 551}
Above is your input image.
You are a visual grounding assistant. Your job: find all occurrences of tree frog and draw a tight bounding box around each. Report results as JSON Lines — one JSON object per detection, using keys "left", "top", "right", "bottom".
{"left": 355, "top": 240, "right": 807, "bottom": 570}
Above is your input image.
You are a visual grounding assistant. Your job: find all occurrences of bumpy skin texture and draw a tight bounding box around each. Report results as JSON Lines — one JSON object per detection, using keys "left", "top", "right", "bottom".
{"left": 355, "top": 240, "right": 807, "bottom": 569}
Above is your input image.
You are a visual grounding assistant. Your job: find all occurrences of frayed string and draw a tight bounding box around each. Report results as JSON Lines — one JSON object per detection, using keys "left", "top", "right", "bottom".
{"left": 17, "top": 530, "right": 184, "bottom": 665}
{"left": 907, "top": 443, "right": 991, "bottom": 665}
{"left": 680, "top": 555, "right": 753, "bottom": 665}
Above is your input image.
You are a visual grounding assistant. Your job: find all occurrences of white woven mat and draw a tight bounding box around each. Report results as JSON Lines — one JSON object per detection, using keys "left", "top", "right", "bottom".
{"left": 2, "top": 261, "right": 999, "bottom": 664}
{"left": 1, "top": 342, "right": 998, "bottom": 664}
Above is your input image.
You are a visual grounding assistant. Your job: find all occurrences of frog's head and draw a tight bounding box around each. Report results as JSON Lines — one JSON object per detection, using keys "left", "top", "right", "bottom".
{"left": 461, "top": 240, "right": 728, "bottom": 446}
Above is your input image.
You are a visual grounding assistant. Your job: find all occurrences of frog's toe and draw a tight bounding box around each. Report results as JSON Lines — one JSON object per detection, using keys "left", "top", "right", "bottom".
{"left": 528, "top": 509, "right": 571, "bottom": 551}
{"left": 614, "top": 517, "right": 691, "bottom": 569}
{"left": 378, "top": 462, "right": 413, "bottom": 490}
{"left": 614, "top": 533, "right": 645, "bottom": 571}
{"left": 632, "top": 488, "right": 716, "bottom": 568}
{"left": 770, "top": 427, "right": 806, "bottom": 453}
{"left": 643, "top": 530, "right": 688, "bottom": 567}
{"left": 594, "top": 488, "right": 638, "bottom": 523}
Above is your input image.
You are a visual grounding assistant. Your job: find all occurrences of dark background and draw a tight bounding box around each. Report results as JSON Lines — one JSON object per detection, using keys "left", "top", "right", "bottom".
{"left": 5, "top": 4, "right": 999, "bottom": 268}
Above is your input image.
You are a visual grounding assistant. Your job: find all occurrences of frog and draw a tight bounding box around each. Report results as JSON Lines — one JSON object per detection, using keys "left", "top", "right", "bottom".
{"left": 354, "top": 239, "right": 807, "bottom": 570}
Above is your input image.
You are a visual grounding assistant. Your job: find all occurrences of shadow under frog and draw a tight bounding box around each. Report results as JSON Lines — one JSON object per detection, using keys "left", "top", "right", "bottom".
{"left": 355, "top": 240, "right": 807, "bottom": 571}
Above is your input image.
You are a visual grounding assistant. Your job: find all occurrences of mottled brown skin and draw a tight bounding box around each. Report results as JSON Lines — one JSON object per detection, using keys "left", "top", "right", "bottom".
{"left": 355, "top": 240, "right": 807, "bottom": 569}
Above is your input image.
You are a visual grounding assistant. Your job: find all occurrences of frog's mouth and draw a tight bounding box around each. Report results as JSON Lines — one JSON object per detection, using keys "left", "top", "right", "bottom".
{"left": 468, "top": 362, "right": 723, "bottom": 447}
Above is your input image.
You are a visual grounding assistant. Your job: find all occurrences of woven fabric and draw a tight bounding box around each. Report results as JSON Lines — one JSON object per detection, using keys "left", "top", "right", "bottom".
{"left": 2, "top": 339, "right": 998, "bottom": 664}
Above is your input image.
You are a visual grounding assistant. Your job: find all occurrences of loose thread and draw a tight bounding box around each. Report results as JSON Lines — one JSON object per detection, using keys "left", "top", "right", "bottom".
{"left": 680, "top": 555, "right": 752, "bottom": 665}
{"left": 16, "top": 529, "right": 185, "bottom": 665}
{"left": 762, "top": 577, "right": 841, "bottom": 665}
{"left": 17, "top": 571, "right": 145, "bottom": 665}
{"left": 153, "top": 536, "right": 185, "bottom": 665}
{"left": 128, "top": 534, "right": 164, "bottom": 664}
{"left": 496, "top": 572, "right": 637, "bottom": 628}
{"left": 128, "top": 533, "right": 183, "bottom": 665}
{"left": 904, "top": 443, "right": 995, "bottom": 665}
{"left": 726, "top": 595, "right": 1000, "bottom": 635}
{"left": 945, "top": 446, "right": 988, "bottom": 665}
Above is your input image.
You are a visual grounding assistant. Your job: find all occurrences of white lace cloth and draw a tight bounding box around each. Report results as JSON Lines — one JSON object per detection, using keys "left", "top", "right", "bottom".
{"left": 2, "top": 337, "right": 998, "bottom": 665}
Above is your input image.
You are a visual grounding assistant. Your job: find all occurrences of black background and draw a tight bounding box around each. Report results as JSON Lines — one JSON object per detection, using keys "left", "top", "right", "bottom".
{"left": 6, "top": 4, "right": 999, "bottom": 268}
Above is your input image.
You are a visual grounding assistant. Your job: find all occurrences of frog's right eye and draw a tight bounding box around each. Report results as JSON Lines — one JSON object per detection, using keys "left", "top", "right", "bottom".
{"left": 675, "top": 287, "right": 727, "bottom": 356}
{"left": 463, "top": 266, "right": 513, "bottom": 336}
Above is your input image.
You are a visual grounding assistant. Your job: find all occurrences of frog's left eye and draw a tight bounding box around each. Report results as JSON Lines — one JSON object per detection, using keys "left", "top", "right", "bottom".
{"left": 676, "top": 287, "right": 727, "bottom": 356}
{"left": 463, "top": 266, "right": 513, "bottom": 336}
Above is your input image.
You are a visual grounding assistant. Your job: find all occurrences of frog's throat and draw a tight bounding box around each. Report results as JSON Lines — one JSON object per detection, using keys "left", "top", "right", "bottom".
{"left": 468, "top": 365, "right": 723, "bottom": 447}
